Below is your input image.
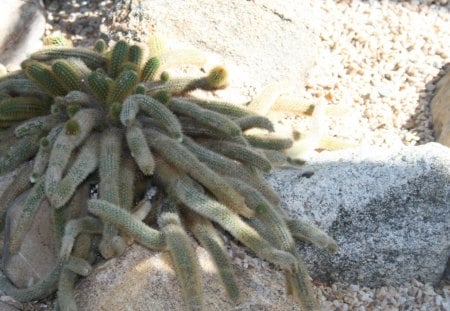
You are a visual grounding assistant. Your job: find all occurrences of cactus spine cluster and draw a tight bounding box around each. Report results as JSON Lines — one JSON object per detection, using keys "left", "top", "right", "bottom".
{"left": 0, "top": 36, "right": 338, "bottom": 311}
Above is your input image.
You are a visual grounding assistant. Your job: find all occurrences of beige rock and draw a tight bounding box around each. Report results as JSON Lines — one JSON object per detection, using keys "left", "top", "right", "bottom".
{"left": 75, "top": 244, "right": 303, "bottom": 311}
{"left": 431, "top": 70, "right": 450, "bottom": 147}
{"left": 0, "top": 301, "right": 20, "bottom": 311}
{"left": 3, "top": 190, "right": 57, "bottom": 289}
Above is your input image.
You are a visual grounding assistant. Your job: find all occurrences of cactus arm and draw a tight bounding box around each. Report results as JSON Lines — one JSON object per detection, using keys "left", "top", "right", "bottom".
{"left": 64, "top": 256, "right": 92, "bottom": 276}
{"left": 59, "top": 216, "right": 103, "bottom": 260}
{"left": 121, "top": 94, "right": 182, "bottom": 141}
{"left": 87, "top": 199, "right": 166, "bottom": 250}
{"left": 24, "top": 61, "right": 67, "bottom": 96}
{"left": 158, "top": 202, "right": 204, "bottom": 311}
{"left": 0, "top": 97, "right": 51, "bottom": 122}
{"left": 57, "top": 256, "right": 92, "bottom": 311}
{"left": 141, "top": 57, "right": 160, "bottom": 81}
{"left": 125, "top": 122, "right": 155, "bottom": 175}
{"left": 108, "top": 40, "right": 129, "bottom": 78}
{"left": 56, "top": 268, "right": 78, "bottom": 311}
{"left": 146, "top": 129, "right": 252, "bottom": 218}
{"left": 227, "top": 178, "right": 294, "bottom": 251}
{"left": 50, "top": 134, "right": 100, "bottom": 209}
{"left": 94, "top": 39, "right": 107, "bottom": 53}
{"left": 233, "top": 115, "right": 274, "bottom": 132}
{"left": 119, "top": 157, "right": 136, "bottom": 211}
{"left": 154, "top": 160, "right": 297, "bottom": 271}
{"left": 45, "top": 109, "right": 102, "bottom": 197}
{"left": 185, "top": 210, "right": 239, "bottom": 302}
{"left": 247, "top": 82, "right": 294, "bottom": 116}
{"left": 31, "top": 124, "right": 63, "bottom": 182}
{"left": 0, "top": 78, "right": 45, "bottom": 97}
{"left": 285, "top": 259, "right": 321, "bottom": 311}
{"left": 98, "top": 129, "right": 124, "bottom": 259}
{"left": 106, "top": 69, "right": 138, "bottom": 104}
{"left": 0, "top": 134, "right": 40, "bottom": 175}
{"left": 198, "top": 139, "right": 272, "bottom": 172}
{"left": 51, "top": 60, "right": 84, "bottom": 92}
{"left": 285, "top": 218, "right": 338, "bottom": 254}
{"left": 258, "top": 149, "right": 290, "bottom": 167}
{"left": 244, "top": 133, "right": 293, "bottom": 150}
{"left": 152, "top": 49, "right": 207, "bottom": 78}
{"left": 14, "top": 114, "right": 64, "bottom": 138}
{"left": 182, "top": 137, "right": 281, "bottom": 206}
{"left": 87, "top": 71, "right": 110, "bottom": 105}
{"left": 170, "top": 98, "right": 242, "bottom": 138}
{"left": 226, "top": 178, "right": 321, "bottom": 310}
{"left": 128, "top": 44, "right": 144, "bottom": 68}
{"left": 146, "top": 33, "right": 165, "bottom": 57}
{"left": 186, "top": 97, "right": 253, "bottom": 118}
{"left": 31, "top": 47, "right": 107, "bottom": 69}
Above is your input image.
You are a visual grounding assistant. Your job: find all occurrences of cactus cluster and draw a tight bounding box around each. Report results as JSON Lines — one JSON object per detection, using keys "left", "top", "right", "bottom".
{"left": 0, "top": 36, "right": 338, "bottom": 310}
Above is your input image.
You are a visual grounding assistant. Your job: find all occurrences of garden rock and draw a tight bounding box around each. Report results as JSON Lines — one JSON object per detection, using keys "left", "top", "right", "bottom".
{"left": 75, "top": 244, "right": 300, "bottom": 310}
{"left": 431, "top": 69, "right": 450, "bottom": 147}
{"left": 268, "top": 142, "right": 450, "bottom": 287}
{"left": 0, "top": 0, "right": 46, "bottom": 70}
{"left": 133, "top": 0, "right": 320, "bottom": 100}
{"left": 2, "top": 190, "right": 57, "bottom": 289}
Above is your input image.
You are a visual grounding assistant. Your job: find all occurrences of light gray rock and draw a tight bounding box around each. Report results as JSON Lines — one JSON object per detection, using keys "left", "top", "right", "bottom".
{"left": 267, "top": 142, "right": 450, "bottom": 287}
{"left": 133, "top": 0, "right": 319, "bottom": 99}
{"left": 0, "top": 0, "right": 46, "bottom": 70}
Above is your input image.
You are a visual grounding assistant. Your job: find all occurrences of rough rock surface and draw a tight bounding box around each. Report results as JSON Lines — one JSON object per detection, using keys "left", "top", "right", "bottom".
{"left": 2, "top": 190, "right": 57, "bottom": 289}
{"left": 431, "top": 69, "right": 450, "bottom": 147}
{"left": 268, "top": 142, "right": 450, "bottom": 287}
{"left": 74, "top": 143, "right": 450, "bottom": 310}
{"left": 0, "top": 0, "right": 46, "bottom": 70}
{"left": 129, "top": 0, "right": 319, "bottom": 101}
{"left": 75, "top": 244, "right": 301, "bottom": 311}
{"left": 0, "top": 301, "right": 20, "bottom": 311}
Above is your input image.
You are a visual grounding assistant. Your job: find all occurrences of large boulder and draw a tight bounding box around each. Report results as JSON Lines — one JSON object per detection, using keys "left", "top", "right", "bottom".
{"left": 74, "top": 143, "right": 450, "bottom": 309}
{"left": 431, "top": 69, "right": 450, "bottom": 147}
{"left": 268, "top": 142, "right": 450, "bottom": 287}
{"left": 132, "top": 0, "right": 320, "bottom": 100}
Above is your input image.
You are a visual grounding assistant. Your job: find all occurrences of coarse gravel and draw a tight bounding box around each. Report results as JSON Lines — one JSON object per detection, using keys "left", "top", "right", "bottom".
{"left": 23, "top": 0, "right": 449, "bottom": 310}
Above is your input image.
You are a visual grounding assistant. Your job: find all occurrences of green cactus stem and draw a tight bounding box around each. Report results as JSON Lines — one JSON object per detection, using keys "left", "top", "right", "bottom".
{"left": 87, "top": 199, "right": 166, "bottom": 250}
{"left": 31, "top": 47, "right": 107, "bottom": 68}
{"left": 159, "top": 201, "right": 203, "bottom": 311}
{"left": 184, "top": 210, "right": 239, "bottom": 302}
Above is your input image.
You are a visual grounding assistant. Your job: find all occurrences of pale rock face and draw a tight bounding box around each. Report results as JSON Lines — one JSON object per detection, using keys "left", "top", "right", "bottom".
{"left": 72, "top": 143, "right": 449, "bottom": 309}
{"left": 2, "top": 190, "right": 57, "bottom": 289}
{"left": 75, "top": 244, "right": 301, "bottom": 311}
{"left": 431, "top": 70, "right": 450, "bottom": 147}
{"left": 268, "top": 142, "right": 450, "bottom": 287}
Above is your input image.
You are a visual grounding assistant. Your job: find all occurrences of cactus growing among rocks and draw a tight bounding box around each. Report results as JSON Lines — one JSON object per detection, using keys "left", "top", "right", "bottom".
{"left": 0, "top": 37, "right": 338, "bottom": 311}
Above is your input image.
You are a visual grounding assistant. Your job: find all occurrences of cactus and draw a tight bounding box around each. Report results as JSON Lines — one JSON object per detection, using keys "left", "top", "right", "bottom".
{"left": 0, "top": 38, "right": 339, "bottom": 311}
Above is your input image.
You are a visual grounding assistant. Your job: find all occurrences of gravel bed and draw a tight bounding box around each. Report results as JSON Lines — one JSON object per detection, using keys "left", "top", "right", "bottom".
{"left": 299, "top": 0, "right": 450, "bottom": 149}
{"left": 33, "top": 0, "right": 450, "bottom": 310}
